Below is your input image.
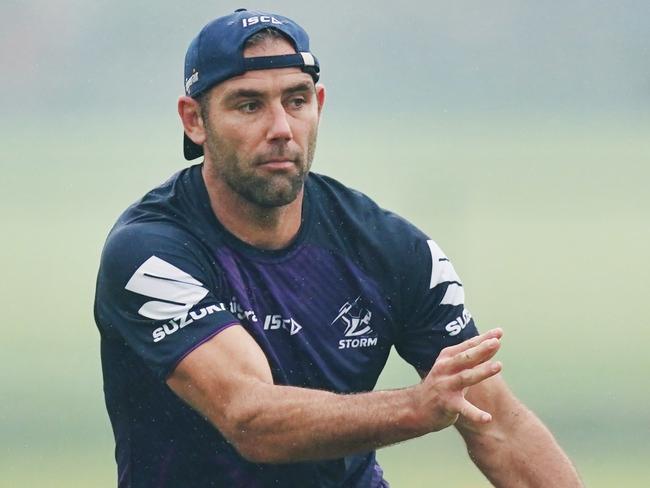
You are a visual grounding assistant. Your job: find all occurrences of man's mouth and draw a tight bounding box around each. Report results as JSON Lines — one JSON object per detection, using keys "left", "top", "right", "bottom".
{"left": 256, "top": 158, "right": 297, "bottom": 170}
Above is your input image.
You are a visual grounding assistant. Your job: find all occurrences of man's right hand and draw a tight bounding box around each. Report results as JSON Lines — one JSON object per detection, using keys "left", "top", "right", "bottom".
{"left": 413, "top": 328, "right": 503, "bottom": 432}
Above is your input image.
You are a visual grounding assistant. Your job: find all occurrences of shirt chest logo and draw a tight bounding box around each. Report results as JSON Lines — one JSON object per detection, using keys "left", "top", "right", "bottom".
{"left": 331, "top": 297, "right": 378, "bottom": 350}
{"left": 262, "top": 314, "right": 303, "bottom": 336}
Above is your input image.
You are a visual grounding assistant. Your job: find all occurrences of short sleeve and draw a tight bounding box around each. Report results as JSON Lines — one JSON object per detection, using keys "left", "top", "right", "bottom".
{"left": 94, "top": 222, "right": 239, "bottom": 379}
{"left": 394, "top": 238, "right": 479, "bottom": 372}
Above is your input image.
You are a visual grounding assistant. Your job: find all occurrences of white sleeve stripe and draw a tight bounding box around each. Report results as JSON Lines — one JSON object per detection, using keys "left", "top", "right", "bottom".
{"left": 125, "top": 256, "right": 209, "bottom": 320}
{"left": 440, "top": 283, "right": 465, "bottom": 306}
{"left": 139, "top": 301, "right": 194, "bottom": 321}
{"left": 427, "top": 240, "right": 461, "bottom": 289}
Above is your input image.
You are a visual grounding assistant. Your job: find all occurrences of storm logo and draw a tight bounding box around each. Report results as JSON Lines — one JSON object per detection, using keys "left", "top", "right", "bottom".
{"left": 332, "top": 297, "right": 372, "bottom": 337}
{"left": 331, "top": 297, "right": 377, "bottom": 349}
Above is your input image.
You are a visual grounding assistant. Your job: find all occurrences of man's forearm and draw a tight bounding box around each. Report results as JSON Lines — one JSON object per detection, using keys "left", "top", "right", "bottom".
{"left": 202, "top": 330, "right": 502, "bottom": 464}
{"left": 226, "top": 383, "right": 425, "bottom": 463}
{"left": 169, "top": 327, "right": 503, "bottom": 464}
{"left": 459, "top": 396, "right": 583, "bottom": 487}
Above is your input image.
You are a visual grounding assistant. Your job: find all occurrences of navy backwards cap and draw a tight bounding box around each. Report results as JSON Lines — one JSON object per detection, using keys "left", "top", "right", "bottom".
{"left": 182, "top": 8, "right": 320, "bottom": 160}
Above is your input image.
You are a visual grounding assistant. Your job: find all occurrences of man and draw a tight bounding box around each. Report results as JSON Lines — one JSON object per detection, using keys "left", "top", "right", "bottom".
{"left": 94, "top": 8, "right": 582, "bottom": 487}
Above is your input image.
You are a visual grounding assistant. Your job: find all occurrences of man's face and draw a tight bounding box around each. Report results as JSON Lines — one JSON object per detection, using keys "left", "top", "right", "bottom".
{"left": 201, "top": 38, "right": 324, "bottom": 208}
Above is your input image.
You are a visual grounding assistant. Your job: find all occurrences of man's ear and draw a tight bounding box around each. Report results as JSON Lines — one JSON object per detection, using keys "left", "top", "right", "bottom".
{"left": 315, "top": 84, "right": 326, "bottom": 116}
{"left": 178, "top": 96, "right": 206, "bottom": 146}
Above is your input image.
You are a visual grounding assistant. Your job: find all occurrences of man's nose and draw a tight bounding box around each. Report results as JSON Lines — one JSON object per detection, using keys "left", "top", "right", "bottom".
{"left": 266, "top": 104, "right": 293, "bottom": 142}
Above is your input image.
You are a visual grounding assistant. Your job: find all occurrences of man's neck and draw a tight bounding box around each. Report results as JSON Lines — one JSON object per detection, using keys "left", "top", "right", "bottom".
{"left": 202, "top": 166, "right": 304, "bottom": 251}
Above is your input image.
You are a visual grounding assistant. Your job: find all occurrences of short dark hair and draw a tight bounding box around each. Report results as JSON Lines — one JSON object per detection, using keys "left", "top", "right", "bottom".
{"left": 244, "top": 27, "right": 293, "bottom": 49}
{"left": 195, "top": 91, "right": 211, "bottom": 120}
{"left": 196, "top": 28, "right": 295, "bottom": 119}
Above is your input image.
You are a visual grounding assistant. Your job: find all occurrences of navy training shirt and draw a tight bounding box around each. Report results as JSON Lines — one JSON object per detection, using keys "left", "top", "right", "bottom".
{"left": 94, "top": 164, "right": 478, "bottom": 487}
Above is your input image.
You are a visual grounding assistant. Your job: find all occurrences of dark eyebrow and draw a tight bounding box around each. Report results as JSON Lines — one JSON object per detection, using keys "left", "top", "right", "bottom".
{"left": 223, "top": 81, "right": 315, "bottom": 105}
{"left": 223, "top": 89, "right": 265, "bottom": 104}
{"left": 283, "top": 82, "right": 314, "bottom": 95}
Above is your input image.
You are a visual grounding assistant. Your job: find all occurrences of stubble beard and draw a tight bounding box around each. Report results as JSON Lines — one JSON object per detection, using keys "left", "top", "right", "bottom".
{"left": 204, "top": 128, "right": 318, "bottom": 208}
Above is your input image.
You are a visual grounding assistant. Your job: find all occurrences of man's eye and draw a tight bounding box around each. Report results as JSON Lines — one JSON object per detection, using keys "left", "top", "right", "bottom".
{"left": 288, "top": 97, "right": 306, "bottom": 109}
{"left": 239, "top": 102, "right": 259, "bottom": 113}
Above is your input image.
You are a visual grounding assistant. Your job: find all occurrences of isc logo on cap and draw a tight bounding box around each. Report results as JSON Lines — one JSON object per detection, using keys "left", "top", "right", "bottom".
{"left": 242, "top": 16, "right": 283, "bottom": 28}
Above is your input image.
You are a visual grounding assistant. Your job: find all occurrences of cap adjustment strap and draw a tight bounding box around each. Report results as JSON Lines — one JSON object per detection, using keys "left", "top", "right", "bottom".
{"left": 242, "top": 53, "right": 320, "bottom": 82}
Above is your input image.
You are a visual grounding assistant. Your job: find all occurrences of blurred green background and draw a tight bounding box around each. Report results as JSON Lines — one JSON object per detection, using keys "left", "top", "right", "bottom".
{"left": 1, "top": 1, "right": 648, "bottom": 486}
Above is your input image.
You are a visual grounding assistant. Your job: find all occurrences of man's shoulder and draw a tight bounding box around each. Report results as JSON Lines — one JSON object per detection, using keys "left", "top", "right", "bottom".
{"left": 113, "top": 164, "right": 203, "bottom": 229}
{"left": 99, "top": 165, "right": 211, "bottom": 281}
{"left": 98, "top": 220, "right": 200, "bottom": 290}
{"left": 307, "top": 172, "right": 428, "bottom": 244}
{"left": 307, "top": 172, "right": 378, "bottom": 209}
{"left": 305, "top": 172, "right": 432, "bottom": 300}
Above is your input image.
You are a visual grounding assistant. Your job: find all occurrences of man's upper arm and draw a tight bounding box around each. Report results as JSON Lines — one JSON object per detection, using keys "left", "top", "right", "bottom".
{"left": 95, "top": 221, "right": 279, "bottom": 455}
{"left": 94, "top": 222, "right": 239, "bottom": 379}
{"left": 166, "top": 324, "right": 274, "bottom": 444}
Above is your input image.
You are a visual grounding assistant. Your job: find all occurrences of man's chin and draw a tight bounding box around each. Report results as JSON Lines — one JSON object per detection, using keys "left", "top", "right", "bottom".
{"left": 234, "top": 174, "right": 305, "bottom": 208}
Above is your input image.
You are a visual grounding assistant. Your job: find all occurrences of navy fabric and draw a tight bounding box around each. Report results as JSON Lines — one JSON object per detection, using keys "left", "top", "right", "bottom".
{"left": 184, "top": 9, "right": 318, "bottom": 98}
{"left": 94, "top": 164, "right": 478, "bottom": 487}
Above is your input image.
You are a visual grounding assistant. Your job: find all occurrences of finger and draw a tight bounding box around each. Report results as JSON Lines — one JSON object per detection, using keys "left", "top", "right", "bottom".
{"left": 449, "top": 338, "right": 501, "bottom": 372}
{"left": 452, "top": 360, "right": 502, "bottom": 390}
{"left": 458, "top": 399, "right": 492, "bottom": 424}
{"left": 442, "top": 328, "right": 503, "bottom": 357}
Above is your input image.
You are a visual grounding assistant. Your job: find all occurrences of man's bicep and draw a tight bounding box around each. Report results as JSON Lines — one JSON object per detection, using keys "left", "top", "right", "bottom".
{"left": 167, "top": 324, "right": 273, "bottom": 433}
{"left": 95, "top": 223, "right": 242, "bottom": 378}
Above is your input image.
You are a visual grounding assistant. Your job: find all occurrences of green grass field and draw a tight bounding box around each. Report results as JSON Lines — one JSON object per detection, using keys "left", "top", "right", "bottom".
{"left": 1, "top": 113, "right": 648, "bottom": 486}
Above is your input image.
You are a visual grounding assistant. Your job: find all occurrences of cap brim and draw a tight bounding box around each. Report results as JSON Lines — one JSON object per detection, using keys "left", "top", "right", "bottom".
{"left": 183, "top": 133, "right": 204, "bottom": 160}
